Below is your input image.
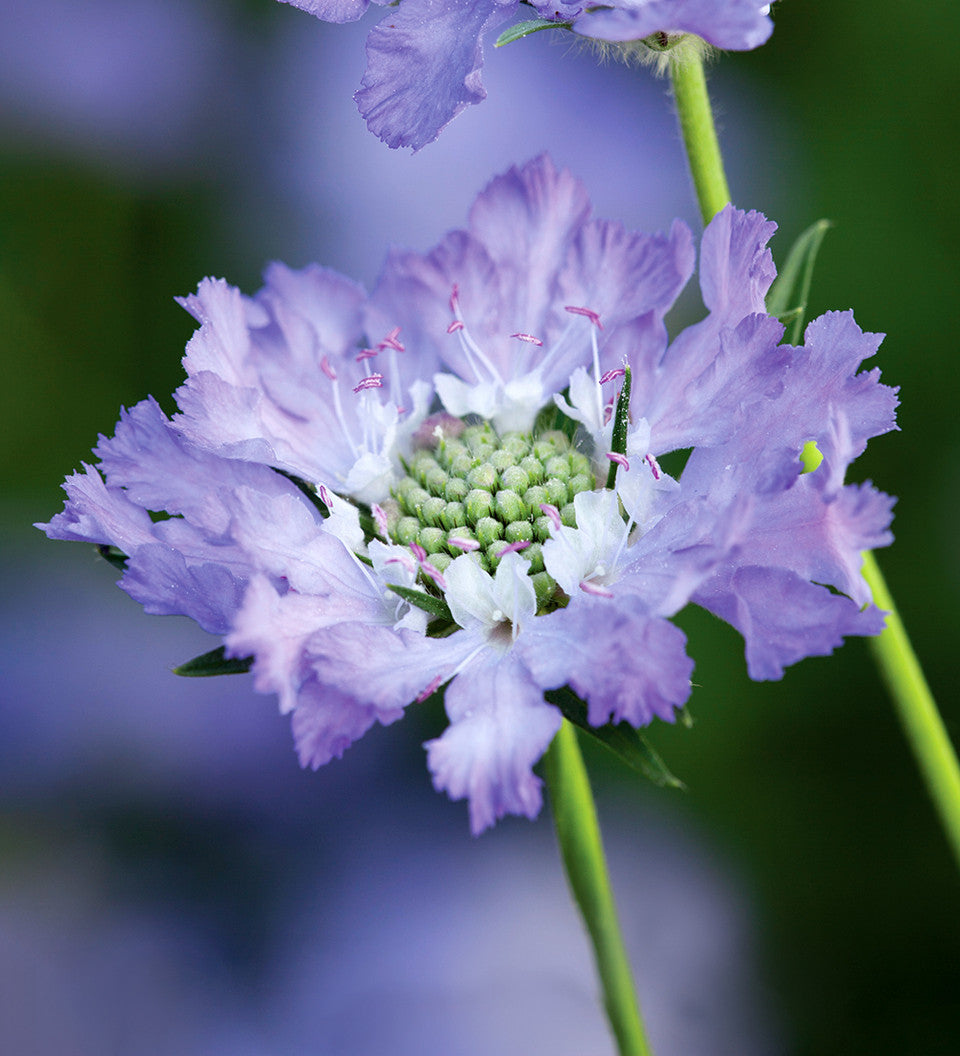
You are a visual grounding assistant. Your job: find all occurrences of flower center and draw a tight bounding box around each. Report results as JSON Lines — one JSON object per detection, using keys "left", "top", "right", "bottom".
{"left": 386, "top": 421, "right": 596, "bottom": 607}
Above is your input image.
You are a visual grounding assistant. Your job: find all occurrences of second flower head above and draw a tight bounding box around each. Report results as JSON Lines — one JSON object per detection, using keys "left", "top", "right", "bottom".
{"left": 276, "top": 0, "right": 776, "bottom": 149}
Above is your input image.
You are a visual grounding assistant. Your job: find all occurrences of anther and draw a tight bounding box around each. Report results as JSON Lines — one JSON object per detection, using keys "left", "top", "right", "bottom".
{"left": 539, "top": 503, "right": 562, "bottom": 531}
{"left": 320, "top": 355, "right": 337, "bottom": 380}
{"left": 355, "top": 348, "right": 378, "bottom": 362}
{"left": 565, "top": 305, "right": 604, "bottom": 329}
{"left": 496, "top": 540, "right": 530, "bottom": 557}
{"left": 447, "top": 320, "right": 464, "bottom": 334}
{"left": 606, "top": 452, "right": 630, "bottom": 471}
{"left": 448, "top": 536, "right": 480, "bottom": 552}
{"left": 372, "top": 503, "right": 389, "bottom": 537}
{"left": 644, "top": 453, "right": 662, "bottom": 480}
{"left": 378, "top": 326, "right": 404, "bottom": 352}
{"left": 510, "top": 332, "right": 543, "bottom": 346}
{"left": 416, "top": 674, "right": 444, "bottom": 703}
{"left": 580, "top": 580, "right": 614, "bottom": 598}
{"left": 353, "top": 373, "right": 384, "bottom": 393}
{"left": 599, "top": 367, "right": 625, "bottom": 384}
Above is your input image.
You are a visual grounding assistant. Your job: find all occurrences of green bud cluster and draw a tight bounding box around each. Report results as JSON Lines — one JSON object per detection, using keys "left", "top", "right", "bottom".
{"left": 389, "top": 423, "right": 596, "bottom": 596}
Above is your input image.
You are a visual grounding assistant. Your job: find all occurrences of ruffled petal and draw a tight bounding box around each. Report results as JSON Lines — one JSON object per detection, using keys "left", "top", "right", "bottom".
{"left": 519, "top": 594, "right": 693, "bottom": 727}
{"left": 694, "top": 565, "right": 887, "bottom": 681}
{"left": 572, "top": 0, "right": 774, "bottom": 51}
{"left": 425, "top": 651, "right": 562, "bottom": 834}
{"left": 355, "top": 0, "right": 511, "bottom": 151}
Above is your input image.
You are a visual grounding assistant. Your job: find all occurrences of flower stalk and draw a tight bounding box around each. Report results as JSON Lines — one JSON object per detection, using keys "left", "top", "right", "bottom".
{"left": 544, "top": 720, "right": 654, "bottom": 1056}
{"left": 668, "top": 44, "right": 960, "bottom": 873}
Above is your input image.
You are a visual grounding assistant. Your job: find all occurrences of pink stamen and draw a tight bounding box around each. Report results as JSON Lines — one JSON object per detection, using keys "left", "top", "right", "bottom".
{"left": 320, "top": 355, "right": 337, "bottom": 380}
{"left": 353, "top": 373, "right": 384, "bottom": 393}
{"left": 510, "top": 332, "right": 543, "bottom": 346}
{"left": 565, "top": 305, "right": 604, "bottom": 329}
{"left": 355, "top": 348, "right": 378, "bottom": 362}
{"left": 606, "top": 452, "right": 630, "bottom": 471}
{"left": 644, "top": 453, "right": 662, "bottom": 480}
{"left": 446, "top": 320, "right": 465, "bottom": 334}
{"left": 449, "top": 283, "right": 461, "bottom": 314}
{"left": 580, "top": 579, "right": 614, "bottom": 598}
{"left": 416, "top": 674, "right": 444, "bottom": 703}
{"left": 496, "top": 540, "right": 530, "bottom": 557}
{"left": 603, "top": 399, "right": 615, "bottom": 426}
{"left": 372, "top": 503, "right": 389, "bottom": 537}
{"left": 378, "top": 326, "right": 404, "bottom": 352}
{"left": 318, "top": 484, "right": 334, "bottom": 508}
{"left": 447, "top": 536, "right": 480, "bottom": 552}
{"left": 599, "top": 367, "right": 625, "bottom": 384}
{"left": 420, "top": 562, "right": 447, "bottom": 591}
{"left": 409, "top": 543, "right": 427, "bottom": 564}
{"left": 385, "top": 551, "right": 417, "bottom": 574}
{"left": 539, "top": 503, "right": 562, "bottom": 531}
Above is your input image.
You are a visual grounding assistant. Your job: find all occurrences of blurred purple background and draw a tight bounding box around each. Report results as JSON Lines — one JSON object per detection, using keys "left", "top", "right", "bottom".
{"left": 3, "top": 0, "right": 959, "bottom": 1053}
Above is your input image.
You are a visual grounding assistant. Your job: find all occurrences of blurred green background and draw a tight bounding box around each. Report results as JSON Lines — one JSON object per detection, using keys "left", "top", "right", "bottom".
{"left": 2, "top": 0, "right": 959, "bottom": 1053}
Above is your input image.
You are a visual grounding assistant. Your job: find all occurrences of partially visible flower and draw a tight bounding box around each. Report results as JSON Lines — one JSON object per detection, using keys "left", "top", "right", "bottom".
{"left": 39, "top": 155, "right": 896, "bottom": 834}
{"left": 275, "top": 0, "right": 775, "bottom": 149}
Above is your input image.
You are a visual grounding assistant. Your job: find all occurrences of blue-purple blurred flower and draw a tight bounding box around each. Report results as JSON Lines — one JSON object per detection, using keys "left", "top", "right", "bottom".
{"left": 40, "top": 155, "right": 896, "bottom": 834}
{"left": 277, "top": 0, "right": 775, "bottom": 148}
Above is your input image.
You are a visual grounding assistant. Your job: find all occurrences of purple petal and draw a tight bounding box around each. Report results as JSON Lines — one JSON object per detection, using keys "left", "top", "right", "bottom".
{"left": 276, "top": 0, "right": 374, "bottom": 22}
{"left": 572, "top": 0, "right": 774, "bottom": 51}
{"left": 355, "top": 0, "right": 512, "bottom": 151}
{"left": 290, "top": 678, "right": 383, "bottom": 769}
{"left": 518, "top": 596, "right": 693, "bottom": 727}
{"left": 425, "top": 651, "right": 562, "bottom": 835}
{"left": 694, "top": 565, "right": 887, "bottom": 681}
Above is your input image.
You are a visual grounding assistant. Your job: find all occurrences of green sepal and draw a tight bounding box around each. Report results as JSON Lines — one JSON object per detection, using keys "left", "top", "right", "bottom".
{"left": 173, "top": 645, "right": 253, "bottom": 677}
{"left": 605, "top": 365, "right": 632, "bottom": 489}
{"left": 547, "top": 686, "right": 685, "bottom": 790}
{"left": 96, "top": 544, "right": 128, "bottom": 571}
{"left": 766, "top": 218, "right": 832, "bottom": 346}
{"left": 495, "top": 17, "right": 572, "bottom": 47}
{"left": 387, "top": 583, "right": 454, "bottom": 623}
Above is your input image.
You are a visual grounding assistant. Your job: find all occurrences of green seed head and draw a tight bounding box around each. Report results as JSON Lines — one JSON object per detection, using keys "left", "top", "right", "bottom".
{"left": 389, "top": 421, "right": 595, "bottom": 610}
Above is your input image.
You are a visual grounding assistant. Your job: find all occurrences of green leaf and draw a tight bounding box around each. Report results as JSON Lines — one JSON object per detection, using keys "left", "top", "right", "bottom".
{"left": 604, "top": 365, "right": 632, "bottom": 489}
{"left": 766, "top": 218, "right": 832, "bottom": 345}
{"left": 387, "top": 583, "right": 453, "bottom": 622}
{"left": 495, "top": 17, "right": 572, "bottom": 47}
{"left": 95, "top": 544, "right": 128, "bottom": 571}
{"left": 547, "top": 687, "right": 685, "bottom": 790}
{"left": 173, "top": 645, "right": 253, "bottom": 677}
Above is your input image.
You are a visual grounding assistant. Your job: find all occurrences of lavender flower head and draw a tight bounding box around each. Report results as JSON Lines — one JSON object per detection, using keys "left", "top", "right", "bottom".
{"left": 40, "top": 155, "right": 897, "bottom": 834}
{"left": 276, "top": 0, "right": 775, "bottom": 149}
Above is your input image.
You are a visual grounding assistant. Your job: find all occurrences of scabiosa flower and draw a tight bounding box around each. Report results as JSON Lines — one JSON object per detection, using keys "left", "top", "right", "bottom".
{"left": 276, "top": 1, "right": 774, "bottom": 149}
{"left": 39, "top": 155, "right": 897, "bottom": 833}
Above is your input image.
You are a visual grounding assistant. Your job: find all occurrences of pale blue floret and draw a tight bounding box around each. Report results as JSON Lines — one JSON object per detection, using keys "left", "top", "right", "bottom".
{"left": 39, "top": 155, "right": 897, "bottom": 833}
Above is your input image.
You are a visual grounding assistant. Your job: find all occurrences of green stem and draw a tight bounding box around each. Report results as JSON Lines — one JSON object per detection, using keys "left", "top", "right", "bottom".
{"left": 668, "top": 47, "right": 731, "bottom": 225}
{"left": 669, "top": 42, "right": 960, "bottom": 873}
{"left": 862, "top": 552, "right": 960, "bottom": 871}
{"left": 544, "top": 720, "right": 654, "bottom": 1056}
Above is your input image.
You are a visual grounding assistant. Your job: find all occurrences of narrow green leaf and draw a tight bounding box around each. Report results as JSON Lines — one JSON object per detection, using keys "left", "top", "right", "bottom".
{"left": 387, "top": 583, "right": 453, "bottom": 622}
{"left": 495, "top": 17, "right": 572, "bottom": 47}
{"left": 547, "top": 687, "right": 685, "bottom": 790}
{"left": 605, "top": 365, "right": 632, "bottom": 489}
{"left": 95, "top": 544, "right": 128, "bottom": 571}
{"left": 766, "top": 218, "right": 832, "bottom": 345}
{"left": 173, "top": 645, "right": 253, "bottom": 677}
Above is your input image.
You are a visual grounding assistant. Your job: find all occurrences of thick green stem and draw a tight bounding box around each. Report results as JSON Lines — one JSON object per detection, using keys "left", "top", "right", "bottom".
{"left": 669, "top": 42, "right": 960, "bottom": 874}
{"left": 862, "top": 552, "right": 960, "bottom": 871}
{"left": 544, "top": 720, "right": 654, "bottom": 1056}
{"left": 669, "top": 49, "right": 730, "bottom": 225}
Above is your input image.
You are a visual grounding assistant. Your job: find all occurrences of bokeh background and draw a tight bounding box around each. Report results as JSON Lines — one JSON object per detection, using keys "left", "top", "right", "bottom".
{"left": 2, "top": 1, "right": 959, "bottom": 1053}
